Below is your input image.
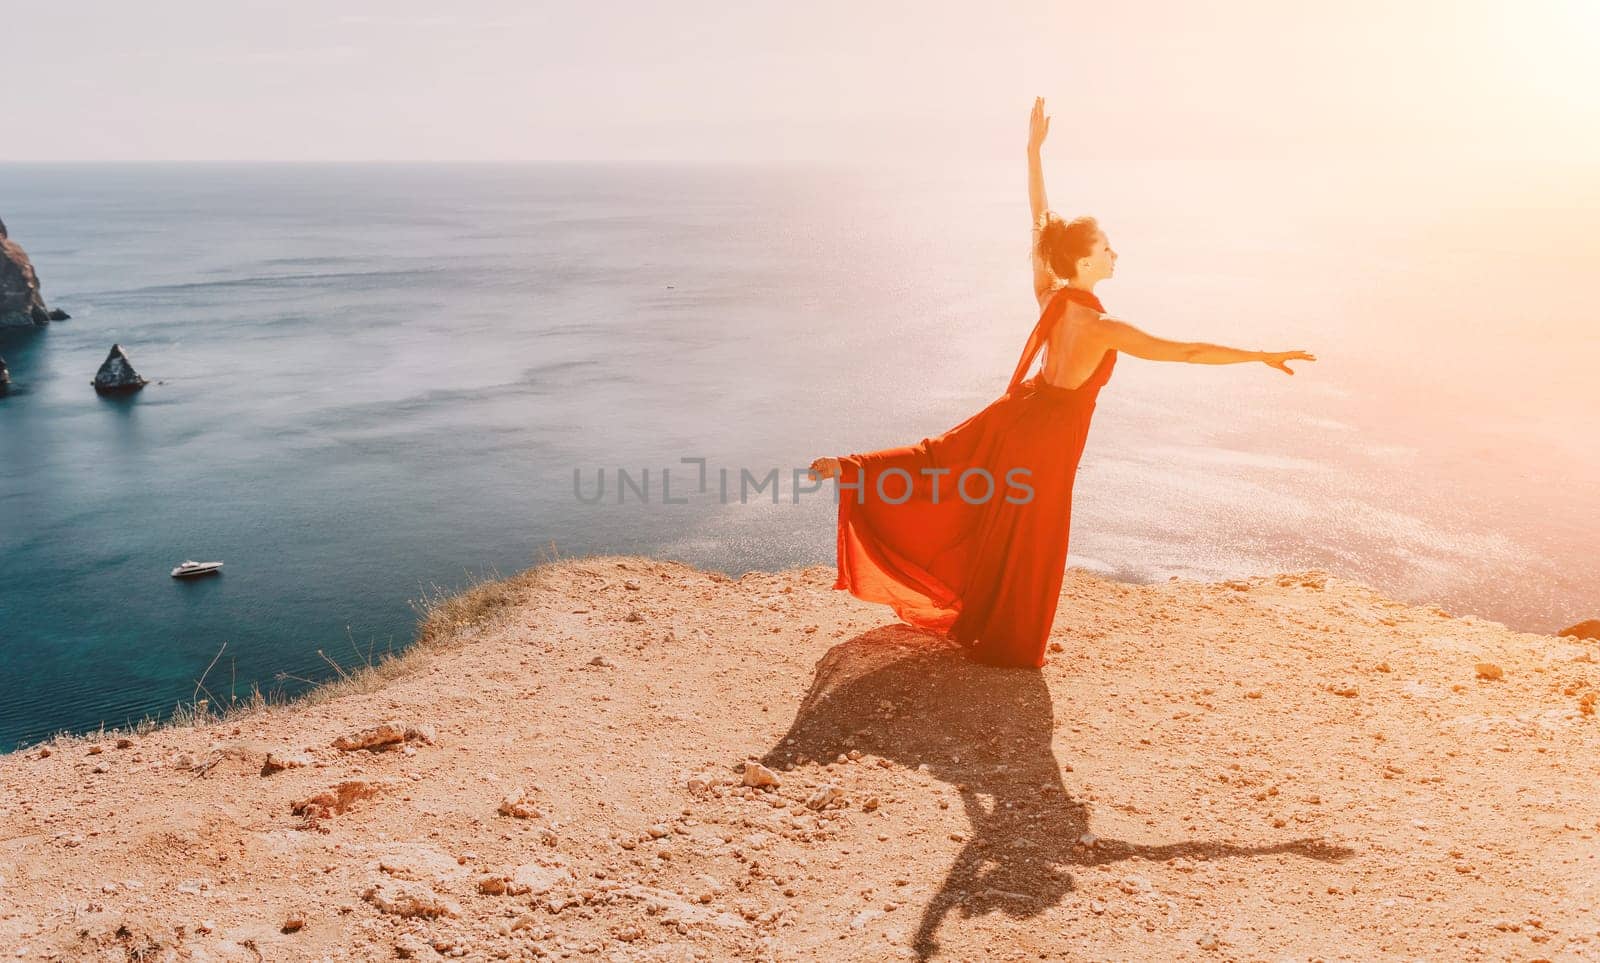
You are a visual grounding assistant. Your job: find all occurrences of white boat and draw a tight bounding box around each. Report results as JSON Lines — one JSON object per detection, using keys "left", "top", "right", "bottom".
{"left": 171, "top": 560, "right": 224, "bottom": 578}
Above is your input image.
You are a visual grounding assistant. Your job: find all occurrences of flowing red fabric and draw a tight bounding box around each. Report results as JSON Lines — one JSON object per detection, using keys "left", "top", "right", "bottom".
{"left": 831, "top": 285, "right": 1116, "bottom": 668}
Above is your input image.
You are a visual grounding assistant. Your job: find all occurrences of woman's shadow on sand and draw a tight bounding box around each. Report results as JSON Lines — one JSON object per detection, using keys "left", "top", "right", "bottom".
{"left": 757, "top": 625, "right": 1352, "bottom": 960}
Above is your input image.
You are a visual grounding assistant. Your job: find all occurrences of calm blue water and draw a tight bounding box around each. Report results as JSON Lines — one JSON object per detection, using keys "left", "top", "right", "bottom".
{"left": 3, "top": 162, "right": 1598, "bottom": 749}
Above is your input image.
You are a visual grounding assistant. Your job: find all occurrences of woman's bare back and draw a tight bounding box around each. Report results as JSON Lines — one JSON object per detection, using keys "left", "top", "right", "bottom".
{"left": 1038, "top": 296, "right": 1110, "bottom": 390}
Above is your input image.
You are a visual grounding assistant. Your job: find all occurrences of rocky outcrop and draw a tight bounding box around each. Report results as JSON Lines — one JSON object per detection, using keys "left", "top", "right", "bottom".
{"left": 1560, "top": 619, "right": 1600, "bottom": 640}
{"left": 92, "top": 344, "right": 148, "bottom": 394}
{"left": 3, "top": 556, "right": 1600, "bottom": 962}
{"left": 0, "top": 217, "right": 55, "bottom": 328}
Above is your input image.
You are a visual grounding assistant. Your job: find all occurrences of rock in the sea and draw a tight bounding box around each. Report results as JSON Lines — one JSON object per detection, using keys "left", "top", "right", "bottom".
{"left": 0, "top": 354, "right": 9, "bottom": 389}
{"left": 0, "top": 218, "right": 56, "bottom": 327}
{"left": 92, "top": 344, "right": 148, "bottom": 394}
{"left": 47, "top": 308, "right": 69, "bottom": 321}
{"left": 1559, "top": 619, "right": 1600, "bottom": 641}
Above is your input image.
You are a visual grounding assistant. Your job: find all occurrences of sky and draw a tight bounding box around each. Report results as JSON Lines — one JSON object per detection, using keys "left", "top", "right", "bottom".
{"left": 5, "top": 0, "right": 1599, "bottom": 164}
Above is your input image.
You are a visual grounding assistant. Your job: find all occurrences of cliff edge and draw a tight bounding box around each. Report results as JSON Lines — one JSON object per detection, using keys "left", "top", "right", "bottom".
{"left": 1, "top": 557, "right": 1596, "bottom": 961}
{"left": 0, "top": 217, "right": 58, "bottom": 328}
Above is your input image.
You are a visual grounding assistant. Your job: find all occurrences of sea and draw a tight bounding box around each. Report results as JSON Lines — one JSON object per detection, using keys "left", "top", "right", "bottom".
{"left": 2, "top": 160, "right": 1597, "bottom": 750}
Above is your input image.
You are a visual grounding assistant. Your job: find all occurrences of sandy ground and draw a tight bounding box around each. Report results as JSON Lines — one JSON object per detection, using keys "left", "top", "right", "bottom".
{"left": 1, "top": 555, "right": 1598, "bottom": 962}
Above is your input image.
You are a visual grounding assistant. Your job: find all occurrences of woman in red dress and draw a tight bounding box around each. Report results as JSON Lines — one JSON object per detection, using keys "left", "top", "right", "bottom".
{"left": 809, "top": 98, "right": 1316, "bottom": 668}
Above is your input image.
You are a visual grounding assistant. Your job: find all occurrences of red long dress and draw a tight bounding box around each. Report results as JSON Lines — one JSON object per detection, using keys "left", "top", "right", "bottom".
{"left": 831, "top": 284, "right": 1116, "bottom": 668}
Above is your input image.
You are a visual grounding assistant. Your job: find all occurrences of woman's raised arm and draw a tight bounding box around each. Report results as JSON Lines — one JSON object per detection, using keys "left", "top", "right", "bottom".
{"left": 1094, "top": 315, "right": 1317, "bottom": 375}
{"left": 1027, "top": 97, "right": 1058, "bottom": 306}
{"left": 1028, "top": 97, "right": 1050, "bottom": 225}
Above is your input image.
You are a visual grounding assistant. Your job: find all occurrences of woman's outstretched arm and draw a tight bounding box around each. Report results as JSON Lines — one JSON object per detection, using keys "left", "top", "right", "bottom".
{"left": 1095, "top": 315, "right": 1316, "bottom": 375}
{"left": 1027, "top": 97, "right": 1058, "bottom": 305}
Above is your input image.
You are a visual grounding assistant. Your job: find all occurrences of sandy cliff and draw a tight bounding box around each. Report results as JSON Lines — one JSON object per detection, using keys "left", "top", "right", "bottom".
{"left": 1, "top": 556, "right": 1597, "bottom": 961}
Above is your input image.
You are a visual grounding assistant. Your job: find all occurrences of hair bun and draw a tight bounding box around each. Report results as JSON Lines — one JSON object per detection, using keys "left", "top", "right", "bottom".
{"left": 1034, "top": 212, "right": 1100, "bottom": 281}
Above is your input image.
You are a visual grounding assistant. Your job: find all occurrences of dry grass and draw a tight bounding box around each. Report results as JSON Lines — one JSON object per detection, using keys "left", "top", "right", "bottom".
{"left": 412, "top": 562, "right": 551, "bottom": 649}
{"left": 28, "top": 544, "right": 569, "bottom": 753}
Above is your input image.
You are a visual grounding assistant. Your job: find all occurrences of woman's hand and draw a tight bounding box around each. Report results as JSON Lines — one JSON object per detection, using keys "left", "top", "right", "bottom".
{"left": 808, "top": 457, "right": 841, "bottom": 482}
{"left": 1261, "top": 350, "right": 1317, "bottom": 375}
{"left": 1028, "top": 96, "right": 1050, "bottom": 153}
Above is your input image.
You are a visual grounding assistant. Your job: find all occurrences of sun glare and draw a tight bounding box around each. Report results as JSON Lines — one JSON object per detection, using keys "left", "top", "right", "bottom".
{"left": 1497, "top": 1, "right": 1600, "bottom": 131}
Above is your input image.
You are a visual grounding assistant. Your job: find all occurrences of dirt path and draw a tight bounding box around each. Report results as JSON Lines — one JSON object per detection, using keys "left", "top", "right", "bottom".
{"left": 2, "top": 556, "right": 1597, "bottom": 961}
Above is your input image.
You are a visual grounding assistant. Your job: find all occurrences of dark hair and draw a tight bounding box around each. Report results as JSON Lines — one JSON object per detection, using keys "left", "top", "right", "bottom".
{"left": 1035, "top": 212, "right": 1100, "bottom": 279}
